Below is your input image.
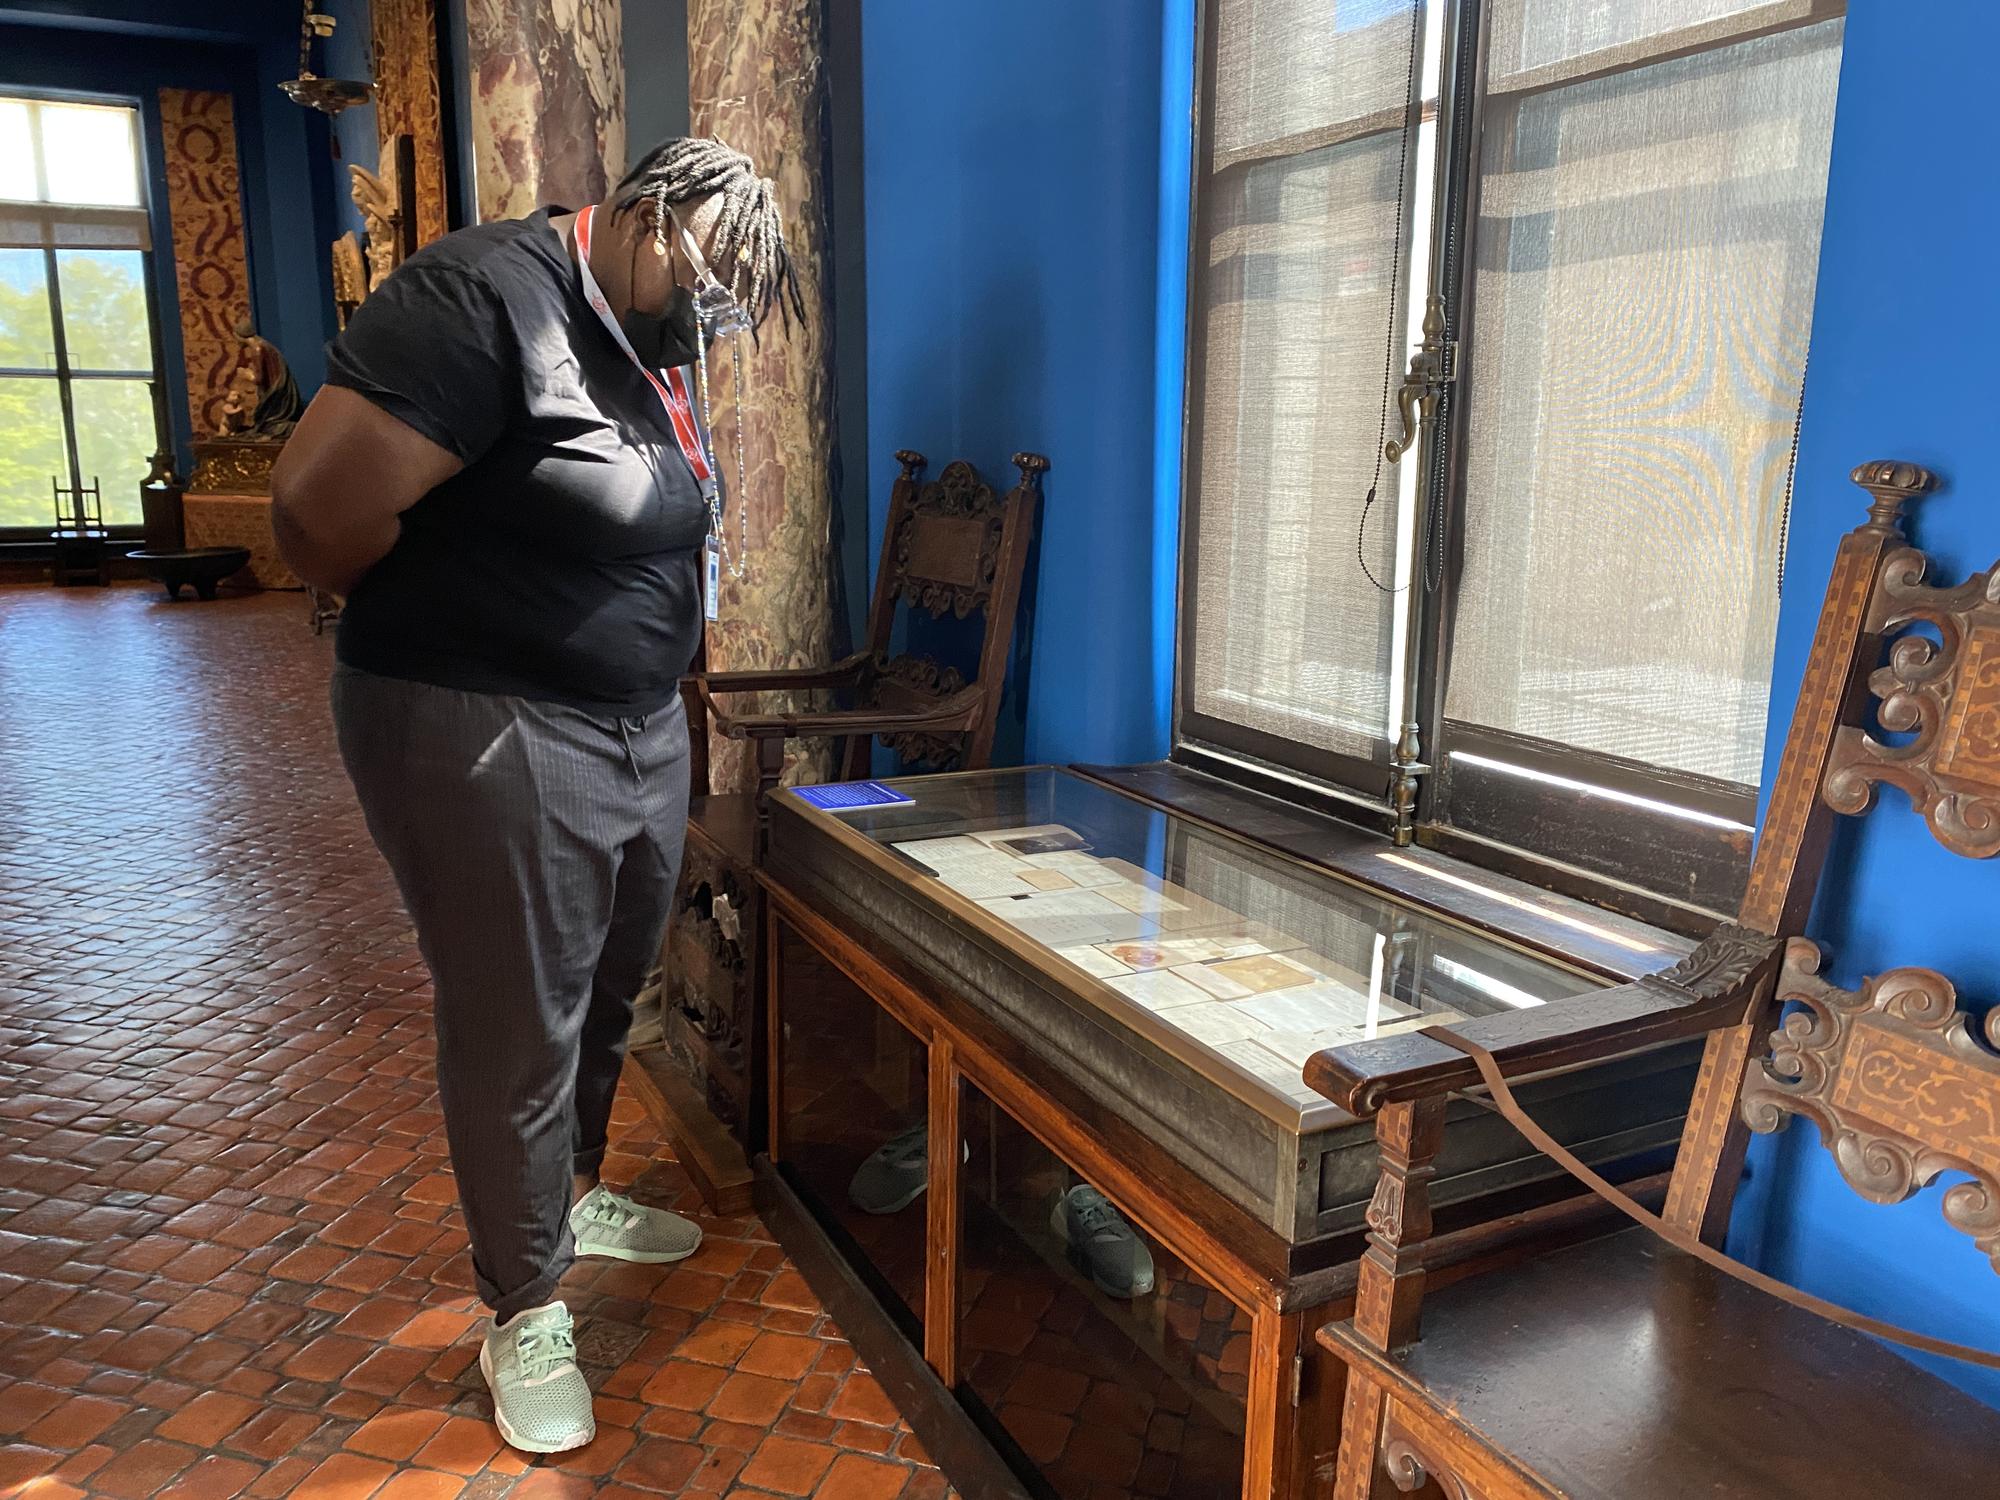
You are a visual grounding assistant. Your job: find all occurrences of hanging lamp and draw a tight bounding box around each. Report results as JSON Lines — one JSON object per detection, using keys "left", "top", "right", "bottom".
{"left": 278, "top": 1, "right": 373, "bottom": 117}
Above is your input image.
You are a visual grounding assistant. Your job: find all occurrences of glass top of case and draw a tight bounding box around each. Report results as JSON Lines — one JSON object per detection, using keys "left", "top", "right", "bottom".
{"left": 790, "top": 767, "right": 1604, "bottom": 1122}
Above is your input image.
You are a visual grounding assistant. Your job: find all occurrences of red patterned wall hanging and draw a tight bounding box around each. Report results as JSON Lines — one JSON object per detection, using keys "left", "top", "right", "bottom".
{"left": 157, "top": 88, "right": 253, "bottom": 438}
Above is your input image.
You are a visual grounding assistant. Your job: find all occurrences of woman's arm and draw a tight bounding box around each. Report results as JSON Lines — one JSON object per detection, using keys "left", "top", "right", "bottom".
{"left": 271, "top": 386, "right": 466, "bottom": 595}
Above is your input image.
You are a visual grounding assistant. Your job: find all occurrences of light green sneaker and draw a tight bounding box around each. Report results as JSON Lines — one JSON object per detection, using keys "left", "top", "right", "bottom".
{"left": 568, "top": 1184, "right": 703, "bottom": 1263}
{"left": 478, "top": 1301, "right": 594, "bottom": 1454}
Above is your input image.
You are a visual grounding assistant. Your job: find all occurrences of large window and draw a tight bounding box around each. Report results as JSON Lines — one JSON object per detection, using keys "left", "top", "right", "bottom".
{"left": 1178, "top": 0, "right": 1843, "bottom": 922}
{"left": 0, "top": 95, "right": 164, "bottom": 532}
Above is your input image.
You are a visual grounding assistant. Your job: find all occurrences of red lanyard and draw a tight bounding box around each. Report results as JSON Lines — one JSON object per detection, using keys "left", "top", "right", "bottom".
{"left": 573, "top": 205, "right": 712, "bottom": 485}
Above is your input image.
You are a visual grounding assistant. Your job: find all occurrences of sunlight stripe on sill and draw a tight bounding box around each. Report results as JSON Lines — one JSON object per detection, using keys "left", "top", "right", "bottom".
{"left": 1451, "top": 750, "right": 1756, "bottom": 834}
{"left": 1375, "top": 851, "right": 1662, "bottom": 956}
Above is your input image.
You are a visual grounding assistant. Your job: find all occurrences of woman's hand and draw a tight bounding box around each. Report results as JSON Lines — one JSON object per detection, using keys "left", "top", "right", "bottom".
{"left": 272, "top": 387, "right": 465, "bottom": 595}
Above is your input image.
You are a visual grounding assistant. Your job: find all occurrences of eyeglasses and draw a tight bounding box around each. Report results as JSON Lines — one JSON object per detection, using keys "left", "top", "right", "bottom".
{"left": 668, "top": 208, "right": 753, "bottom": 338}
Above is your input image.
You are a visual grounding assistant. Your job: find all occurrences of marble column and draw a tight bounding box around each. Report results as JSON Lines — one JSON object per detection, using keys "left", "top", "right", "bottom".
{"left": 465, "top": 0, "right": 626, "bottom": 222}
{"left": 687, "top": 0, "right": 839, "bottom": 790}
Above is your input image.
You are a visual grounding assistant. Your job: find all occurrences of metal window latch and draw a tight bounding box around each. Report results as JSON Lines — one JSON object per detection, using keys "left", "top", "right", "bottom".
{"left": 1384, "top": 293, "right": 1458, "bottom": 464}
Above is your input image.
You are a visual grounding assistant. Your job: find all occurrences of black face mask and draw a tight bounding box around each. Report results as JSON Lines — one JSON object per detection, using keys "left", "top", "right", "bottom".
{"left": 621, "top": 285, "right": 702, "bottom": 370}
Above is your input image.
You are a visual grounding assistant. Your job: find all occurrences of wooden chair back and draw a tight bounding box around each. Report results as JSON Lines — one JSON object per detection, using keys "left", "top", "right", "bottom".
{"left": 1308, "top": 459, "right": 2000, "bottom": 1500}
{"left": 841, "top": 450, "right": 1046, "bottom": 780}
{"left": 52, "top": 476, "right": 104, "bottom": 535}
{"left": 1662, "top": 457, "right": 2000, "bottom": 1246}
{"left": 51, "top": 476, "right": 109, "bottom": 587}
{"left": 1742, "top": 938, "right": 2000, "bottom": 1268}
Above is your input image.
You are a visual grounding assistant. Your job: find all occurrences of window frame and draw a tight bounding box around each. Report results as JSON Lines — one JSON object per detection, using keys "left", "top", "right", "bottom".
{"left": 1171, "top": 0, "right": 1429, "bottom": 821}
{"left": 0, "top": 91, "right": 167, "bottom": 540}
{"left": 1172, "top": 0, "right": 1840, "bottom": 930}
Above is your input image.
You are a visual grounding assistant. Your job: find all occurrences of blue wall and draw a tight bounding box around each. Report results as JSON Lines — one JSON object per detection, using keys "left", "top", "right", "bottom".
{"left": 859, "top": 0, "right": 1187, "bottom": 767}
{"left": 321, "top": 0, "right": 379, "bottom": 245}
{"left": 1726, "top": 0, "right": 2000, "bottom": 1405}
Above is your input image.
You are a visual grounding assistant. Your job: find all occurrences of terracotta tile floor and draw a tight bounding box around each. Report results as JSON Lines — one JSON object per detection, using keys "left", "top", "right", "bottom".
{"left": 0, "top": 585, "right": 952, "bottom": 1500}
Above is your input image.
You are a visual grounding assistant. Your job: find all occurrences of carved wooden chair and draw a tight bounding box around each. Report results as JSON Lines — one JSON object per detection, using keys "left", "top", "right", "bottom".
{"left": 630, "top": 450, "right": 1045, "bottom": 1213}
{"left": 684, "top": 449, "right": 1047, "bottom": 807}
{"left": 1306, "top": 460, "right": 2000, "bottom": 1500}
{"left": 51, "top": 476, "right": 110, "bottom": 588}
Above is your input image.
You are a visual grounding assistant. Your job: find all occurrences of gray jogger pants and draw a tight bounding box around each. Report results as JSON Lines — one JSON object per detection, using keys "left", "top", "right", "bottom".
{"left": 330, "top": 664, "right": 690, "bottom": 1322}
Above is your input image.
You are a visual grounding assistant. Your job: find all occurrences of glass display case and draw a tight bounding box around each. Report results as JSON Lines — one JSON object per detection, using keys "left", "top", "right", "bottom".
{"left": 843, "top": 772, "right": 1602, "bottom": 1115}
{"left": 958, "top": 1076, "right": 1251, "bottom": 1500}
{"left": 761, "top": 766, "right": 1701, "bottom": 1500}
{"left": 775, "top": 921, "right": 929, "bottom": 1335}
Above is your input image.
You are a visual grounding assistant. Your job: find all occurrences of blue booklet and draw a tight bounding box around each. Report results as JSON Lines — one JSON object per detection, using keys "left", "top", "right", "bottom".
{"left": 793, "top": 780, "right": 915, "bottom": 813}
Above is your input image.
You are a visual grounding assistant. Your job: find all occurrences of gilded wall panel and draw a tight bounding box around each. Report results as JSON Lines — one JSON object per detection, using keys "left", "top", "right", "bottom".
{"left": 370, "top": 0, "right": 450, "bottom": 245}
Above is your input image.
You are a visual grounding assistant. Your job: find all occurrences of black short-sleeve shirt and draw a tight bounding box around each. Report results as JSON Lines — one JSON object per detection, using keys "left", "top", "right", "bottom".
{"left": 326, "top": 207, "right": 707, "bottom": 717}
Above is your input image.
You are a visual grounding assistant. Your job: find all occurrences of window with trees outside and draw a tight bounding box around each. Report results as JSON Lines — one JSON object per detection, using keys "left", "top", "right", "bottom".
{"left": 1177, "top": 0, "right": 1844, "bottom": 926}
{"left": 0, "top": 94, "right": 165, "bottom": 534}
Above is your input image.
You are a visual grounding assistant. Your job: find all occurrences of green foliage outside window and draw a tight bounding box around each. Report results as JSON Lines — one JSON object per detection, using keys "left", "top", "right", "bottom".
{"left": 1, "top": 250, "right": 158, "bottom": 528}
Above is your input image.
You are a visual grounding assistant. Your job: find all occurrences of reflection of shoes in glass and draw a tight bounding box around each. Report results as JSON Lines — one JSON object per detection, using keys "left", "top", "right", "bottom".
{"left": 849, "top": 1124, "right": 931, "bottom": 1215}
{"left": 1049, "top": 1184, "right": 1156, "bottom": 1298}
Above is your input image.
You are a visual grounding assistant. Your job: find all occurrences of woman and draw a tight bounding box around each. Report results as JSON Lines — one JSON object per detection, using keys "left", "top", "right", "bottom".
{"left": 272, "top": 138, "right": 802, "bottom": 1455}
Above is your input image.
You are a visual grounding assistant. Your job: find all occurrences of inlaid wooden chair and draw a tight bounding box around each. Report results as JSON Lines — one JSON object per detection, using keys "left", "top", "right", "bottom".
{"left": 1305, "top": 460, "right": 2000, "bottom": 1500}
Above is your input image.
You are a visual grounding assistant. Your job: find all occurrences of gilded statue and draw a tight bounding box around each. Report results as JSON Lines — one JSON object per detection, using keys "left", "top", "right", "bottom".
{"left": 349, "top": 162, "right": 403, "bottom": 291}
{"left": 217, "top": 319, "right": 302, "bottom": 440}
{"left": 332, "top": 231, "right": 368, "bottom": 328}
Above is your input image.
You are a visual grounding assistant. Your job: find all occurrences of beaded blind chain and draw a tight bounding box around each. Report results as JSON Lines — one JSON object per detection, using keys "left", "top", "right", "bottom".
{"left": 693, "top": 325, "right": 750, "bottom": 580}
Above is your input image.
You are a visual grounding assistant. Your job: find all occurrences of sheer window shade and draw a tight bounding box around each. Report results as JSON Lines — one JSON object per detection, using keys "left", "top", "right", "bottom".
{"left": 0, "top": 97, "right": 150, "bottom": 252}
{"left": 1182, "top": 1, "right": 1421, "bottom": 770}
{"left": 1444, "top": 7, "right": 1842, "bottom": 788}
{"left": 0, "top": 206, "right": 150, "bottom": 253}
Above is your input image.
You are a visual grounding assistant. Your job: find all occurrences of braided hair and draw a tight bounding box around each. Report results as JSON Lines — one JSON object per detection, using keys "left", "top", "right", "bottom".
{"left": 611, "top": 137, "right": 805, "bottom": 336}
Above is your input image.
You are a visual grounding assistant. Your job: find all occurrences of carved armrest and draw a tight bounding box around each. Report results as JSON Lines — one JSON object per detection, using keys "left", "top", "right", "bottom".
{"left": 706, "top": 694, "right": 983, "bottom": 744}
{"left": 690, "top": 650, "right": 872, "bottom": 696}
{"left": 1303, "top": 925, "right": 1781, "bottom": 1118}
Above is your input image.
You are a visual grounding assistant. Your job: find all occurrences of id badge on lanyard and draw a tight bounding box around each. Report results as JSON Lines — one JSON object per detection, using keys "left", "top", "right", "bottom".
{"left": 574, "top": 206, "right": 722, "bottom": 622}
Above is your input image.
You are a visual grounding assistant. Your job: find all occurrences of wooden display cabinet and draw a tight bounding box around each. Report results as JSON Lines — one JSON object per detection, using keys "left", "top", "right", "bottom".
{"left": 756, "top": 767, "right": 1708, "bottom": 1499}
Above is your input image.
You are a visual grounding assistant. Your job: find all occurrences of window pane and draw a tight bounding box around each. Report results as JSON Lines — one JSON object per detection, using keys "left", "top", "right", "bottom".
{"left": 1182, "top": 5, "right": 1425, "bottom": 771}
{"left": 56, "top": 250, "right": 151, "bottom": 370}
{"left": 70, "top": 378, "right": 156, "bottom": 525}
{"left": 0, "top": 250, "right": 57, "bottom": 368}
{"left": 1186, "top": 135, "right": 1406, "bottom": 762}
{"left": 1443, "top": 20, "right": 1842, "bottom": 787}
{"left": 1213, "top": 0, "right": 1419, "bottom": 167}
{"left": 39, "top": 103, "right": 141, "bottom": 208}
{"left": 0, "top": 377, "right": 68, "bottom": 527}
{"left": 0, "top": 101, "right": 36, "bottom": 201}
{"left": 1489, "top": 0, "right": 1819, "bottom": 90}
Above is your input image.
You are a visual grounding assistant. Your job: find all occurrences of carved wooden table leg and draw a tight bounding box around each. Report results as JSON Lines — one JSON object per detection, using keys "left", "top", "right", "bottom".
{"left": 1355, "top": 1098, "right": 1446, "bottom": 1351}
{"left": 1334, "top": 1369, "right": 1388, "bottom": 1500}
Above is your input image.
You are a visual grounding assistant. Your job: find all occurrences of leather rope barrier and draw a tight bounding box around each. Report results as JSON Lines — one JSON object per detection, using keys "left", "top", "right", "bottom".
{"left": 1419, "top": 1024, "right": 2000, "bottom": 1369}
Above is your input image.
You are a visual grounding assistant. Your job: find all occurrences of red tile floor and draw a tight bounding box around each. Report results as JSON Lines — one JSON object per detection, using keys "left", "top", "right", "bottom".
{"left": 0, "top": 585, "right": 954, "bottom": 1500}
